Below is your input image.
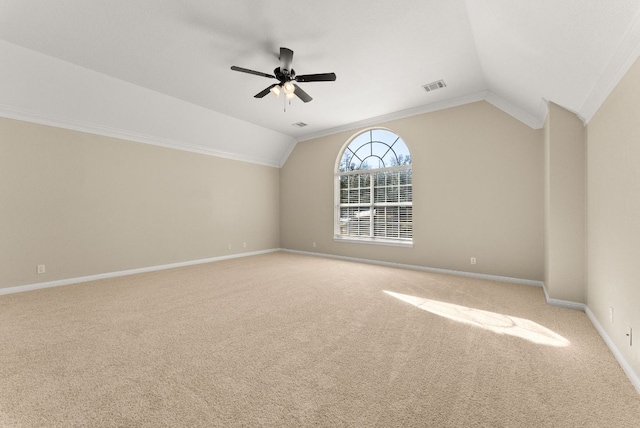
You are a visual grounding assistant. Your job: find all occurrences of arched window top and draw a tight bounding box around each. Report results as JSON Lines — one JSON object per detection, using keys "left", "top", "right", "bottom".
{"left": 339, "top": 128, "right": 411, "bottom": 172}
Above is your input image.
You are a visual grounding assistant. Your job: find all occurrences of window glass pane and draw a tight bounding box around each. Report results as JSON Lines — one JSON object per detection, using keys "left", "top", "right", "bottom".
{"left": 340, "top": 189, "right": 348, "bottom": 204}
{"left": 375, "top": 206, "right": 398, "bottom": 238}
{"left": 399, "top": 207, "right": 413, "bottom": 239}
{"left": 339, "top": 152, "right": 354, "bottom": 172}
{"left": 374, "top": 186, "right": 385, "bottom": 203}
{"left": 360, "top": 188, "right": 370, "bottom": 203}
{"left": 399, "top": 169, "right": 411, "bottom": 184}
{"left": 371, "top": 129, "right": 398, "bottom": 145}
{"left": 347, "top": 189, "right": 357, "bottom": 203}
{"left": 357, "top": 155, "right": 384, "bottom": 169}
{"left": 370, "top": 142, "right": 390, "bottom": 159}
{"left": 341, "top": 129, "right": 411, "bottom": 171}
{"left": 399, "top": 184, "right": 412, "bottom": 202}
{"left": 337, "top": 129, "right": 413, "bottom": 243}
{"left": 339, "top": 207, "right": 372, "bottom": 237}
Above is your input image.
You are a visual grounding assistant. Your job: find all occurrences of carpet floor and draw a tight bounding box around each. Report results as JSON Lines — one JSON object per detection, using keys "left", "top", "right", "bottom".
{"left": 1, "top": 252, "right": 639, "bottom": 427}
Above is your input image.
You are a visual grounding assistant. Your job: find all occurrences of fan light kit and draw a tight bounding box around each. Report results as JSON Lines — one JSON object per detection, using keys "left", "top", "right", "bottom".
{"left": 231, "top": 47, "right": 337, "bottom": 109}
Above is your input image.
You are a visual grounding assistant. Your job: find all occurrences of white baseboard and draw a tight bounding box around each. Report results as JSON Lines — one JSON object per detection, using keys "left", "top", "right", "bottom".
{"left": 0, "top": 249, "right": 280, "bottom": 296}
{"left": 540, "top": 283, "right": 587, "bottom": 311}
{"left": 4, "top": 247, "right": 638, "bottom": 396}
{"left": 585, "top": 307, "right": 640, "bottom": 395}
{"left": 282, "top": 249, "right": 545, "bottom": 287}
{"left": 540, "top": 283, "right": 639, "bottom": 395}
{"left": 286, "top": 249, "right": 640, "bottom": 395}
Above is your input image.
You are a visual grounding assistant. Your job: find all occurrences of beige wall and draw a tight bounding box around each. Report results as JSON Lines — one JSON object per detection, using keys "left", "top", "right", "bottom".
{"left": 544, "top": 102, "right": 586, "bottom": 303}
{"left": 0, "top": 117, "right": 280, "bottom": 289}
{"left": 281, "top": 101, "right": 544, "bottom": 281}
{"left": 587, "top": 57, "right": 640, "bottom": 376}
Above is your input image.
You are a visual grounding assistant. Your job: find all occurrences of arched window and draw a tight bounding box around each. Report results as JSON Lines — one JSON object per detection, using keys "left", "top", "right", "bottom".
{"left": 335, "top": 128, "right": 413, "bottom": 245}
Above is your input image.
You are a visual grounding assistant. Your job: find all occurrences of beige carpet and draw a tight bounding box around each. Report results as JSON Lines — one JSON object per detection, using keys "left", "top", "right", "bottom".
{"left": 1, "top": 252, "right": 639, "bottom": 427}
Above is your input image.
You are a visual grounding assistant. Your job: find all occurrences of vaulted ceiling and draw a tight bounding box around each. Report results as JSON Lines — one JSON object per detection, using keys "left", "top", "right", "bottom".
{"left": 1, "top": 1, "right": 639, "bottom": 166}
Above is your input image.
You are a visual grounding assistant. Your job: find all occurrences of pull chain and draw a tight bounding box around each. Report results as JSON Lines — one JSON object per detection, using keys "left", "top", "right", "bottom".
{"left": 283, "top": 95, "right": 292, "bottom": 112}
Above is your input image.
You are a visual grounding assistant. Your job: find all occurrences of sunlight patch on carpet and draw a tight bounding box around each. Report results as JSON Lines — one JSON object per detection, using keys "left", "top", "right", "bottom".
{"left": 383, "top": 291, "right": 570, "bottom": 347}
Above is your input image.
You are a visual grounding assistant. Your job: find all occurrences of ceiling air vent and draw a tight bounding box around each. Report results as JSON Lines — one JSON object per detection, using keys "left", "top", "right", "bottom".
{"left": 422, "top": 80, "right": 446, "bottom": 92}
{"left": 292, "top": 122, "right": 308, "bottom": 128}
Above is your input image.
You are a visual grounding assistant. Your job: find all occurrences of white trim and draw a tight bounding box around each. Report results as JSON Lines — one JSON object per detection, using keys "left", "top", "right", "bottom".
{"left": 297, "top": 91, "right": 488, "bottom": 143}
{"left": 0, "top": 104, "right": 282, "bottom": 168}
{"left": 333, "top": 236, "right": 413, "bottom": 248}
{"left": 296, "top": 90, "right": 546, "bottom": 146}
{"left": 585, "top": 306, "right": 640, "bottom": 395}
{"left": 537, "top": 98, "right": 550, "bottom": 126}
{"left": 339, "top": 164, "right": 413, "bottom": 176}
{"left": 287, "top": 251, "right": 640, "bottom": 395}
{"left": 4, "top": 247, "right": 638, "bottom": 395}
{"left": 541, "top": 283, "right": 640, "bottom": 395}
{"left": 540, "top": 283, "right": 586, "bottom": 311}
{"left": 0, "top": 249, "right": 280, "bottom": 296}
{"left": 282, "top": 248, "right": 544, "bottom": 287}
{"left": 579, "top": 7, "right": 640, "bottom": 124}
{"left": 484, "top": 91, "right": 546, "bottom": 129}
{"left": 278, "top": 140, "right": 298, "bottom": 168}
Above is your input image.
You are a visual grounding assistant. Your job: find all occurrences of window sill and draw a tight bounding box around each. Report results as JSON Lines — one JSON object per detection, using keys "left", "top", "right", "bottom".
{"left": 333, "top": 236, "right": 413, "bottom": 248}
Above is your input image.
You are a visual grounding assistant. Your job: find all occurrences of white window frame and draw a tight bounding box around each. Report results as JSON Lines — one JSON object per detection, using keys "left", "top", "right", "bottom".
{"left": 334, "top": 128, "right": 413, "bottom": 247}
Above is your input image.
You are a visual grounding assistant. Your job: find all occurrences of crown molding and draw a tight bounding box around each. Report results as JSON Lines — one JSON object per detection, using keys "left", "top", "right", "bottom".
{"left": 296, "top": 90, "right": 545, "bottom": 147}
{"left": 0, "top": 104, "right": 281, "bottom": 168}
{"left": 277, "top": 90, "right": 546, "bottom": 166}
{"left": 278, "top": 140, "right": 299, "bottom": 168}
{"left": 483, "top": 91, "right": 546, "bottom": 129}
{"left": 1, "top": 88, "right": 544, "bottom": 171}
{"left": 295, "top": 91, "right": 489, "bottom": 143}
{"left": 579, "top": 8, "right": 640, "bottom": 124}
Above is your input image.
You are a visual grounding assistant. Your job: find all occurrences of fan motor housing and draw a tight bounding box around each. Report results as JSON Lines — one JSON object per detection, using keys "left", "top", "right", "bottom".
{"left": 275, "top": 67, "right": 295, "bottom": 82}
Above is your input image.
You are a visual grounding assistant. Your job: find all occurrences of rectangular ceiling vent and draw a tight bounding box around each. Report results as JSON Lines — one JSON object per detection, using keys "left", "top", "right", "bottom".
{"left": 422, "top": 80, "right": 447, "bottom": 92}
{"left": 292, "top": 122, "right": 308, "bottom": 128}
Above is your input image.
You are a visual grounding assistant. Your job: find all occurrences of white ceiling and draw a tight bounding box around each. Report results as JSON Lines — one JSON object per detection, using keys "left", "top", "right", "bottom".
{"left": 1, "top": 0, "right": 640, "bottom": 166}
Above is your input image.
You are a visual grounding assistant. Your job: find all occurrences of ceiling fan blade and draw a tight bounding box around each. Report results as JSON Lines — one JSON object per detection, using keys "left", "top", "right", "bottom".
{"left": 280, "top": 47, "right": 294, "bottom": 72}
{"left": 293, "top": 84, "right": 313, "bottom": 103}
{"left": 254, "top": 84, "right": 279, "bottom": 98}
{"left": 295, "top": 72, "right": 337, "bottom": 82}
{"left": 231, "top": 66, "right": 276, "bottom": 79}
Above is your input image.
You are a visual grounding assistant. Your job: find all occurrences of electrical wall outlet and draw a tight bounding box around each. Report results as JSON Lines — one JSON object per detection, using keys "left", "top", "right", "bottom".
{"left": 312, "top": 242, "right": 317, "bottom": 248}
{"left": 609, "top": 306, "right": 614, "bottom": 323}
{"left": 243, "top": 242, "right": 247, "bottom": 248}
{"left": 227, "top": 244, "right": 231, "bottom": 250}
{"left": 37, "top": 264, "right": 46, "bottom": 274}
{"left": 470, "top": 257, "right": 476, "bottom": 265}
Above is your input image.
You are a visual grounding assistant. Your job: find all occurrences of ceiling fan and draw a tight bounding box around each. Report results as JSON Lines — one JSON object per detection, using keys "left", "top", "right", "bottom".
{"left": 231, "top": 47, "right": 337, "bottom": 103}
